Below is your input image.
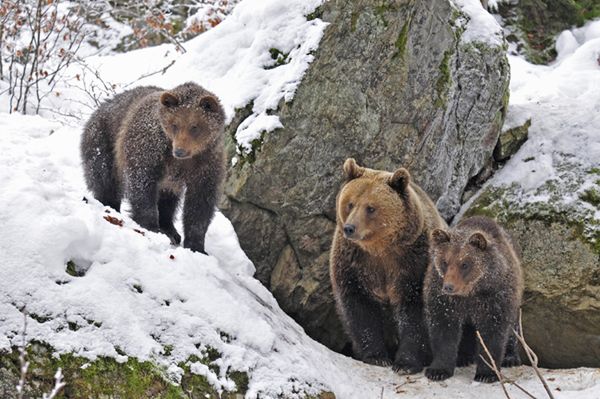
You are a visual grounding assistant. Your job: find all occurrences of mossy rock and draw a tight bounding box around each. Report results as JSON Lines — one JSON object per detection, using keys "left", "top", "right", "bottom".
{"left": 465, "top": 187, "right": 600, "bottom": 367}
{"left": 497, "top": 0, "right": 600, "bottom": 64}
{"left": 0, "top": 342, "right": 248, "bottom": 399}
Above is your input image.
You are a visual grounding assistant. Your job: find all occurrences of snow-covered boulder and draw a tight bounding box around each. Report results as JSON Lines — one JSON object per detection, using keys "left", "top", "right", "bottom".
{"left": 222, "top": 0, "right": 510, "bottom": 351}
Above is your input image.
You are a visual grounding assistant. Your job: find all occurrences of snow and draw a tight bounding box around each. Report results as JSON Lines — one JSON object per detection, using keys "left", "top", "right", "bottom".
{"left": 1, "top": 0, "right": 599, "bottom": 398}
{"left": 451, "top": 0, "right": 504, "bottom": 46}
{"left": 460, "top": 19, "right": 600, "bottom": 242}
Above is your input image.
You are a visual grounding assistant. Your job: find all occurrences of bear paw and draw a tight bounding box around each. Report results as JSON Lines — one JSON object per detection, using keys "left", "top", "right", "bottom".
{"left": 502, "top": 355, "right": 522, "bottom": 368}
{"left": 425, "top": 367, "right": 453, "bottom": 381}
{"left": 160, "top": 227, "right": 181, "bottom": 246}
{"left": 363, "top": 356, "right": 392, "bottom": 367}
{"left": 474, "top": 372, "right": 499, "bottom": 383}
{"left": 393, "top": 362, "right": 423, "bottom": 375}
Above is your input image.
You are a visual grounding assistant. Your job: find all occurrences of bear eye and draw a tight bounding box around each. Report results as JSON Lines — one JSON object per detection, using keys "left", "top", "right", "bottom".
{"left": 190, "top": 125, "right": 199, "bottom": 136}
{"left": 440, "top": 261, "right": 448, "bottom": 272}
{"left": 461, "top": 263, "right": 470, "bottom": 271}
{"left": 366, "top": 206, "right": 376, "bottom": 214}
{"left": 347, "top": 202, "right": 354, "bottom": 210}
{"left": 171, "top": 124, "right": 178, "bottom": 132}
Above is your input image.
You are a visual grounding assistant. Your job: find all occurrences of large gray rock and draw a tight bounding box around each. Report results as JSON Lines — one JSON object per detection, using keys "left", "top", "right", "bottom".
{"left": 222, "top": 0, "right": 509, "bottom": 351}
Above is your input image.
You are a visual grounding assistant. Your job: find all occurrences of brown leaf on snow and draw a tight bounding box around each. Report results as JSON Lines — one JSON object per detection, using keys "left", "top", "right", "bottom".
{"left": 133, "top": 229, "right": 145, "bottom": 236}
{"left": 103, "top": 215, "right": 124, "bottom": 227}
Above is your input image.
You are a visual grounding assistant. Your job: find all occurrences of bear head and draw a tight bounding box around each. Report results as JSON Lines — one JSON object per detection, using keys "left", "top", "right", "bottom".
{"left": 336, "top": 158, "right": 424, "bottom": 255}
{"left": 429, "top": 228, "right": 490, "bottom": 296}
{"left": 158, "top": 82, "right": 225, "bottom": 159}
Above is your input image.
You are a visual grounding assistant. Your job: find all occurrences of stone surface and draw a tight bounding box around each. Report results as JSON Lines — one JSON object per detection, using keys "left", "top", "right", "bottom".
{"left": 464, "top": 188, "right": 600, "bottom": 368}
{"left": 222, "top": 0, "right": 509, "bottom": 352}
{"left": 494, "top": 118, "right": 530, "bottom": 161}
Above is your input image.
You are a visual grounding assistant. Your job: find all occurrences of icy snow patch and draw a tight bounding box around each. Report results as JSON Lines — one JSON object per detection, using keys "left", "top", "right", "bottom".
{"left": 451, "top": 0, "right": 504, "bottom": 46}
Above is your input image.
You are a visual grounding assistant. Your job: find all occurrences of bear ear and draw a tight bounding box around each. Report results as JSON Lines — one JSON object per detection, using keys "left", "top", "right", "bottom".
{"left": 431, "top": 229, "right": 450, "bottom": 246}
{"left": 160, "top": 92, "right": 179, "bottom": 108}
{"left": 199, "top": 95, "right": 220, "bottom": 113}
{"left": 389, "top": 167, "right": 411, "bottom": 193}
{"left": 469, "top": 232, "right": 488, "bottom": 250}
{"left": 343, "top": 158, "right": 365, "bottom": 180}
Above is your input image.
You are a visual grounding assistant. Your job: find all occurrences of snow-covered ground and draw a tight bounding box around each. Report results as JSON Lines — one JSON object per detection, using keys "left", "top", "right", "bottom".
{"left": 1, "top": 0, "right": 599, "bottom": 397}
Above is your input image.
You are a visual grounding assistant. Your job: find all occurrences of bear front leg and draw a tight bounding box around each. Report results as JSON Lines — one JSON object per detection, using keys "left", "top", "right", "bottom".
{"left": 182, "top": 183, "right": 218, "bottom": 254}
{"left": 474, "top": 323, "right": 510, "bottom": 383}
{"left": 425, "top": 299, "right": 462, "bottom": 381}
{"left": 457, "top": 323, "right": 477, "bottom": 367}
{"left": 392, "top": 303, "right": 429, "bottom": 374}
{"left": 337, "top": 288, "right": 391, "bottom": 366}
{"left": 502, "top": 321, "right": 522, "bottom": 368}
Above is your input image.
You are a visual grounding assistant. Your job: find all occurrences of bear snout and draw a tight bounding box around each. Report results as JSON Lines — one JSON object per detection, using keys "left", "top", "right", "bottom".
{"left": 442, "top": 283, "right": 455, "bottom": 294}
{"left": 173, "top": 148, "right": 190, "bottom": 159}
{"left": 343, "top": 224, "right": 356, "bottom": 238}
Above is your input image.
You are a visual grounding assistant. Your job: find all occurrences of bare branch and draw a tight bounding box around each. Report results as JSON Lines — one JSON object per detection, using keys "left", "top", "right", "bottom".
{"left": 476, "top": 330, "right": 512, "bottom": 399}
{"left": 514, "top": 310, "right": 556, "bottom": 399}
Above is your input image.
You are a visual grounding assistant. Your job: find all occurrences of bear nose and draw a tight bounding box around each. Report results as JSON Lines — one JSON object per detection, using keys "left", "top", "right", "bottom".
{"left": 442, "top": 283, "right": 455, "bottom": 294}
{"left": 173, "top": 148, "right": 189, "bottom": 158}
{"left": 343, "top": 224, "right": 356, "bottom": 237}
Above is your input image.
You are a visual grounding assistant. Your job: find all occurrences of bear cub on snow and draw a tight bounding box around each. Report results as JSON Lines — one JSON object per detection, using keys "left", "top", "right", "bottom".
{"left": 330, "top": 158, "right": 446, "bottom": 373}
{"left": 424, "top": 216, "right": 524, "bottom": 383}
{"left": 80, "top": 82, "right": 226, "bottom": 254}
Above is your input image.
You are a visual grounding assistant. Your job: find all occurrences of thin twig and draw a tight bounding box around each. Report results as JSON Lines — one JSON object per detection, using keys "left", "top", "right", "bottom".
{"left": 122, "top": 59, "right": 176, "bottom": 89}
{"left": 476, "top": 330, "right": 512, "bottom": 399}
{"left": 514, "top": 310, "right": 555, "bottom": 399}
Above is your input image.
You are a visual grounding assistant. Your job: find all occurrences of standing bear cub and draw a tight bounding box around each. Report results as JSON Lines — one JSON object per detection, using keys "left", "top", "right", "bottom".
{"left": 81, "top": 82, "right": 226, "bottom": 254}
{"left": 424, "top": 216, "right": 524, "bottom": 383}
{"left": 330, "top": 158, "right": 446, "bottom": 373}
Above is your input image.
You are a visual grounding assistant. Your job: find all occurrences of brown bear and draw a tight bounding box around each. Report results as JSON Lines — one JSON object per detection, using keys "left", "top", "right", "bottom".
{"left": 80, "top": 82, "right": 226, "bottom": 254}
{"left": 424, "top": 216, "right": 524, "bottom": 383}
{"left": 329, "top": 158, "right": 446, "bottom": 373}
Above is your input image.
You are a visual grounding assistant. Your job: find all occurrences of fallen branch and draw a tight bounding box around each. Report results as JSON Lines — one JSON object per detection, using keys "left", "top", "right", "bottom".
{"left": 514, "top": 310, "right": 556, "bottom": 399}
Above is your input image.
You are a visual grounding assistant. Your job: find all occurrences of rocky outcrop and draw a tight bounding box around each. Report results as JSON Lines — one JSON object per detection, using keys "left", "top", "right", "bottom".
{"left": 495, "top": 0, "right": 599, "bottom": 64}
{"left": 222, "top": 0, "right": 510, "bottom": 351}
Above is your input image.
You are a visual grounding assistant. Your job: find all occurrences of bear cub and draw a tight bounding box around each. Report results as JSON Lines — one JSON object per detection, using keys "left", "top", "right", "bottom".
{"left": 330, "top": 158, "right": 446, "bottom": 373}
{"left": 81, "top": 82, "right": 226, "bottom": 254}
{"left": 424, "top": 216, "right": 524, "bottom": 382}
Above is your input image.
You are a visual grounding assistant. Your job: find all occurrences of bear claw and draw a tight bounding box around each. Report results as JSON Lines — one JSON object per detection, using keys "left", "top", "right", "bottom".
{"left": 502, "top": 355, "right": 522, "bottom": 368}
{"left": 474, "top": 372, "right": 499, "bottom": 383}
{"left": 363, "top": 356, "right": 392, "bottom": 367}
{"left": 425, "top": 367, "right": 453, "bottom": 381}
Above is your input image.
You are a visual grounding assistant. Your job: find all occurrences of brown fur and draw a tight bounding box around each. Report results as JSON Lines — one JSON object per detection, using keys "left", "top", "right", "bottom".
{"left": 81, "top": 82, "right": 225, "bottom": 254}
{"left": 330, "top": 158, "right": 446, "bottom": 372}
{"left": 424, "top": 216, "right": 524, "bottom": 382}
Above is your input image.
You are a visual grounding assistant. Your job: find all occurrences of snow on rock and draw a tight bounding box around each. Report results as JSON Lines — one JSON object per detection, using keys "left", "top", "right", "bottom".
{"left": 451, "top": 0, "right": 504, "bottom": 46}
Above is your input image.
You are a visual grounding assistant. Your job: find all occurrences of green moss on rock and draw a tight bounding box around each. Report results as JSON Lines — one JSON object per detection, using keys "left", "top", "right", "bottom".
{"left": 435, "top": 50, "right": 453, "bottom": 107}
{"left": 0, "top": 342, "right": 250, "bottom": 399}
